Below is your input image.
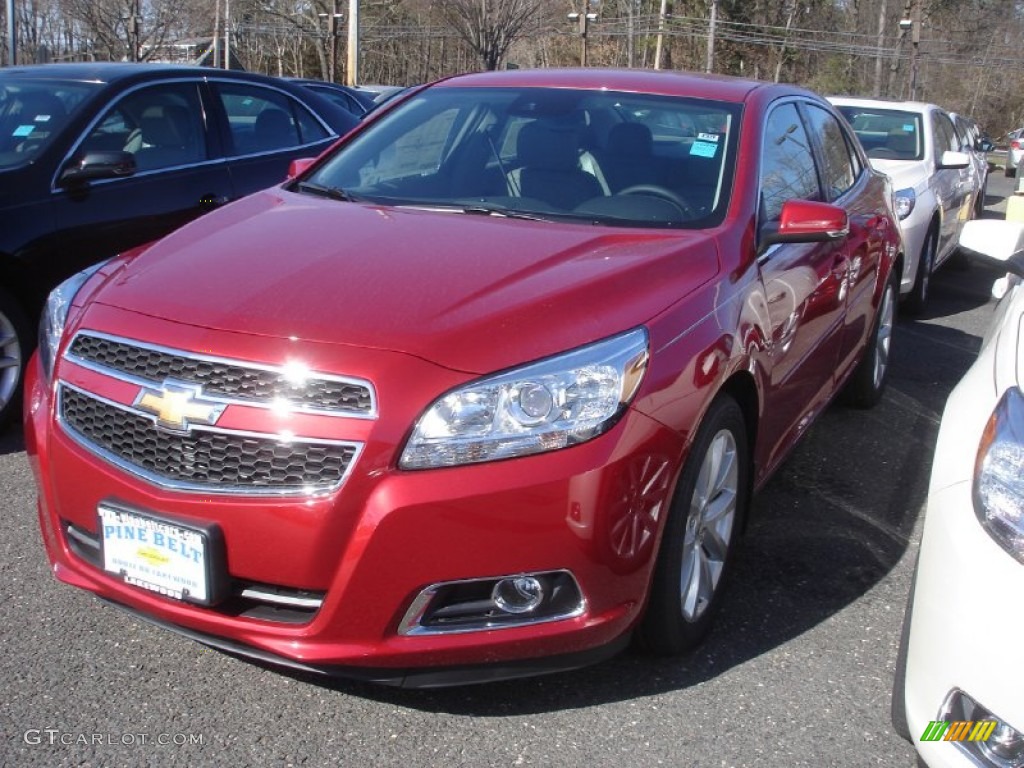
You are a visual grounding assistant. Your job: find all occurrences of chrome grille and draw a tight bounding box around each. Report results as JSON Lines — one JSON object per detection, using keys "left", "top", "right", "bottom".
{"left": 60, "top": 386, "right": 359, "bottom": 495}
{"left": 68, "top": 332, "right": 374, "bottom": 416}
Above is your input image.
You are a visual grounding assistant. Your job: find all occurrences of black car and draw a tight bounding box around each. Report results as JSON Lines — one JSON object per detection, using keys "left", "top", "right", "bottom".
{"left": 0, "top": 63, "right": 359, "bottom": 426}
{"left": 285, "top": 78, "right": 377, "bottom": 117}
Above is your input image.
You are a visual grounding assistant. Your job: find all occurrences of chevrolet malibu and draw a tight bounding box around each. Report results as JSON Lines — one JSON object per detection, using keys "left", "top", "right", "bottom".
{"left": 26, "top": 68, "right": 902, "bottom": 687}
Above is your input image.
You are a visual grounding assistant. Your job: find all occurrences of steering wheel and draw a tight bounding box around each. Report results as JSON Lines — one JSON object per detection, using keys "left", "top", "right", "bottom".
{"left": 618, "top": 184, "right": 697, "bottom": 219}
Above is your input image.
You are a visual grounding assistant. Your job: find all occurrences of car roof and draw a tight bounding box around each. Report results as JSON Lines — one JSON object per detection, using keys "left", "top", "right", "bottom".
{"left": 827, "top": 95, "right": 944, "bottom": 113}
{"left": 0, "top": 62, "right": 280, "bottom": 87}
{"left": 431, "top": 68, "right": 797, "bottom": 104}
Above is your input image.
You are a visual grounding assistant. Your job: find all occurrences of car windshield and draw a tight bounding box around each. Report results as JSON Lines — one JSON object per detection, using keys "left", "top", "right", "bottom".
{"left": 0, "top": 78, "right": 97, "bottom": 171}
{"left": 835, "top": 106, "right": 923, "bottom": 161}
{"left": 299, "top": 86, "right": 741, "bottom": 228}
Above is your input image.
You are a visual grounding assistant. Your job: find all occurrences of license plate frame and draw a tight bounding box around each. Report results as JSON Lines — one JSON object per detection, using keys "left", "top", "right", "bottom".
{"left": 98, "top": 503, "right": 227, "bottom": 606}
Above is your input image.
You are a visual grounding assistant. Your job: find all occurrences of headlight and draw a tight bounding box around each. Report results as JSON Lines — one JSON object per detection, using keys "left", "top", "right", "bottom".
{"left": 974, "top": 386, "right": 1024, "bottom": 563}
{"left": 38, "top": 262, "right": 106, "bottom": 382}
{"left": 399, "top": 328, "right": 649, "bottom": 469}
{"left": 893, "top": 187, "right": 916, "bottom": 220}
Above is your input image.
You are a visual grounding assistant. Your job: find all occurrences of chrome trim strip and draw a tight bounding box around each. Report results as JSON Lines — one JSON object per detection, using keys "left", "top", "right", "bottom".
{"left": 57, "top": 382, "right": 363, "bottom": 498}
{"left": 65, "top": 523, "right": 101, "bottom": 551}
{"left": 238, "top": 588, "right": 324, "bottom": 610}
{"left": 398, "top": 570, "right": 586, "bottom": 636}
{"left": 66, "top": 329, "right": 378, "bottom": 420}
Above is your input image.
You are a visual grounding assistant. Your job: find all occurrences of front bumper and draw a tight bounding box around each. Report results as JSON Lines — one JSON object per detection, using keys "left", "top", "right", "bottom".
{"left": 904, "top": 353, "right": 1024, "bottom": 765}
{"left": 26, "top": 338, "right": 687, "bottom": 685}
{"left": 905, "top": 480, "right": 1024, "bottom": 766}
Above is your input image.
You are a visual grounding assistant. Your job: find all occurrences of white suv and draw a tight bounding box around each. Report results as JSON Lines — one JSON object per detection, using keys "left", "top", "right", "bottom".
{"left": 830, "top": 97, "right": 976, "bottom": 313}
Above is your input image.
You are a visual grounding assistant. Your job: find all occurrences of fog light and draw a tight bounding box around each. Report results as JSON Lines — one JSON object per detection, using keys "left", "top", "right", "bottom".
{"left": 980, "top": 721, "right": 1024, "bottom": 765}
{"left": 936, "top": 689, "right": 1024, "bottom": 767}
{"left": 492, "top": 576, "right": 544, "bottom": 614}
{"left": 399, "top": 570, "right": 585, "bottom": 635}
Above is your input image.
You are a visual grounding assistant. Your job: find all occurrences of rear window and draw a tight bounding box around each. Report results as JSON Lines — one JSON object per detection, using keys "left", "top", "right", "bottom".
{"left": 0, "top": 79, "right": 97, "bottom": 170}
{"left": 835, "top": 106, "right": 923, "bottom": 162}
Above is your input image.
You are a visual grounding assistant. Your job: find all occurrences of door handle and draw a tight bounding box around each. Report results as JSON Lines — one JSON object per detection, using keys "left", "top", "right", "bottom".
{"left": 199, "top": 194, "right": 230, "bottom": 209}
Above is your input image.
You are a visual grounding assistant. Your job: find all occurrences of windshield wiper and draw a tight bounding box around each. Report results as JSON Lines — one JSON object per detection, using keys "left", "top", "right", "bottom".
{"left": 295, "top": 181, "right": 360, "bottom": 202}
{"left": 459, "top": 203, "right": 552, "bottom": 222}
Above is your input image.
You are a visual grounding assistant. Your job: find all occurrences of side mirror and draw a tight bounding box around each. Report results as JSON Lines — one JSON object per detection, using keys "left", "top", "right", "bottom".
{"left": 59, "top": 151, "right": 137, "bottom": 185}
{"left": 759, "top": 199, "right": 849, "bottom": 254}
{"left": 287, "top": 157, "right": 316, "bottom": 179}
{"left": 978, "top": 139, "right": 995, "bottom": 153}
{"left": 937, "top": 150, "right": 970, "bottom": 170}
{"left": 958, "top": 219, "right": 1024, "bottom": 279}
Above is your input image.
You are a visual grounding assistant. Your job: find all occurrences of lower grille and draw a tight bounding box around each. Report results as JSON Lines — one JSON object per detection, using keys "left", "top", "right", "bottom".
{"left": 59, "top": 385, "right": 359, "bottom": 496}
{"left": 63, "top": 520, "right": 324, "bottom": 624}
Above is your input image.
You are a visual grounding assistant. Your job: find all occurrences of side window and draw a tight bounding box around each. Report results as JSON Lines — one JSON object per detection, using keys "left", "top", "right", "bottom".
{"left": 81, "top": 82, "right": 206, "bottom": 172}
{"left": 760, "top": 102, "right": 820, "bottom": 222}
{"left": 216, "top": 84, "right": 330, "bottom": 156}
{"left": 932, "top": 113, "right": 957, "bottom": 157}
{"left": 804, "top": 104, "right": 857, "bottom": 202}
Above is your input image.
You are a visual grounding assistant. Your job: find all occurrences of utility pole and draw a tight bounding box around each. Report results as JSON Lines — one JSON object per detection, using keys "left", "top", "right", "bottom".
{"left": 627, "top": 0, "right": 634, "bottom": 68}
{"left": 654, "top": 0, "right": 668, "bottom": 70}
{"left": 873, "top": 0, "right": 888, "bottom": 97}
{"left": 567, "top": 3, "right": 596, "bottom": 67}
{"left": 6, "top": 0, "right": 16, "bottom": 66}
{"left": 909, "top": 0, "right": 920, "bottom": 100}
{"left": 346, "top": 0, "right": 358, "bottom": 86}
{"left": 320, "top": 0, "right": 342, "bottom": 82}
{"left": 705, "top": 0, "right": 717, "bottom": 73}
{"left": 224, "top": 0, "right": 231, "bottom": 68}
{"left": 128, "top": 0, "right": 141, "bottom": 62}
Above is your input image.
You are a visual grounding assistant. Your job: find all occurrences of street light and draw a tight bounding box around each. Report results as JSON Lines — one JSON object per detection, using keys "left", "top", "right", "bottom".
{"left": 319, "top": 3, "right": 344, "bottom": 82}
{"left": 567, "top": 8, "right": 598, "bottom": 67}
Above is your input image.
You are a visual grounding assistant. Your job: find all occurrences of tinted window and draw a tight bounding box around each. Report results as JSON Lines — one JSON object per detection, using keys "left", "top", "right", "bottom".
{"left": 804, "top": 104, "right": 856, "bottom": 202}
{"left": 81, "top": 82, "right": 206, "bottom": 172}
{"left": 0, "top": 79, "right": 97, "bottom": 169}
{"left": 217, "top": 84, "right": 330, "bottom": 156}
{"left": 760, "top": 102, "right": 820, "bottom": 221}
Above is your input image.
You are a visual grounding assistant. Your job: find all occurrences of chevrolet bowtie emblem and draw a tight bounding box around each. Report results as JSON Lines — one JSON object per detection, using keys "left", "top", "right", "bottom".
{"left": 133, "top": 381, "right": 226, "bottom": 433}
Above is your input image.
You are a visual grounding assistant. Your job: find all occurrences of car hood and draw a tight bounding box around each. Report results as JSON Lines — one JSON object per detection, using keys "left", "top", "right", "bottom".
{"left": 868, "top": 158, "right": 931, "bottom": 193}
{"left": 91, "top": 189, "right": 721, "bottom": 374}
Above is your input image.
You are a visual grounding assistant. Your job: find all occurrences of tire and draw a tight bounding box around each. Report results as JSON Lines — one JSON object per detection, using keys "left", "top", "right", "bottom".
{"left": 903, "top": 225, "right": 936, "bottom": 316}
{"left": 842, "top": 270, "right": 897, "bottom": 409}
{"left": 0, "top": 286, "right": 32, "bottom": 430}
{"left": 637, "top": 395, "right": 750, "bottom": 655}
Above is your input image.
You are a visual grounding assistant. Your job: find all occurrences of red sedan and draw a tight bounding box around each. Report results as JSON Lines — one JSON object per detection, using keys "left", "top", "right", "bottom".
{"left": 25, "top": 68, "right": 901, "bottom": 687}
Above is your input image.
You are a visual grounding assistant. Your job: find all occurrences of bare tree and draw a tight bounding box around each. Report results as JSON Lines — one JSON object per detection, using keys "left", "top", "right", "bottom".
{"left": 437, "top": 0, "right": 546, "bottom": 71}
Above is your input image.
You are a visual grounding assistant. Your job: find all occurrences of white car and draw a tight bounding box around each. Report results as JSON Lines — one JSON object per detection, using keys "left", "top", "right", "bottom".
{"left": 892, "top": 218, "right": 1024, "bottom": 767}
{"left": 830, "top": 97, "right": 975, "bottom": 313}
{"left": 1005, "top": 128, "right": 1024, "bottom": 177}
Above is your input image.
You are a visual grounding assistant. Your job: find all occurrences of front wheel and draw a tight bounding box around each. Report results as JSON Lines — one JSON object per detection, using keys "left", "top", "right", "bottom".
{"left": 0, "top": 286, "right": 31, "bottom": 429}
{"left": 904, "top": 226, "right": 936, "bottom": 315}
{"left": 637, "top": 395, "right": 750, "bottom": 655}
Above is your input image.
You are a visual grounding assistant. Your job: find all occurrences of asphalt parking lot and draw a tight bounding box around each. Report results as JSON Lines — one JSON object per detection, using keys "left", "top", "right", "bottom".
{"left": 0, "top": 170, "right": 1015, "bottom": 768}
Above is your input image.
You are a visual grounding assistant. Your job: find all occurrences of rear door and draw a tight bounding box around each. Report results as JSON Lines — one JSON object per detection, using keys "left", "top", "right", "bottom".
{"left": 207, "top": 80, "right": 341, "bottom": 196}
{"left": 930, "top": 110, "right": 970, "bottom": 256}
